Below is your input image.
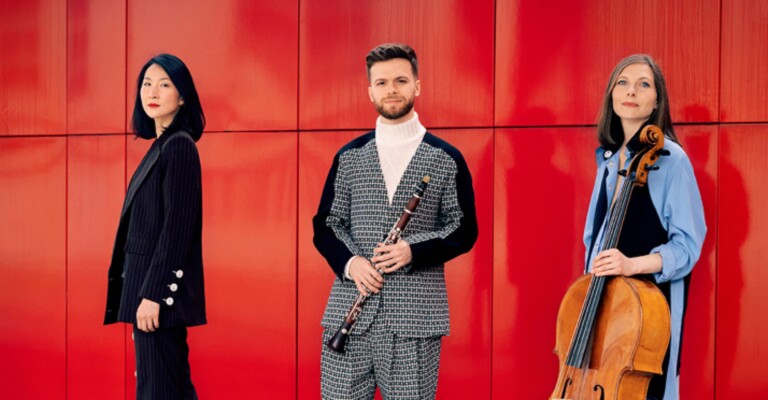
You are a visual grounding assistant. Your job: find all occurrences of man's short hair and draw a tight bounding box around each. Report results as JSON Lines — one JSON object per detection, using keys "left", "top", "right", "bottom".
{"left": 366, "top": 43, "right": 418, "bottom": 79}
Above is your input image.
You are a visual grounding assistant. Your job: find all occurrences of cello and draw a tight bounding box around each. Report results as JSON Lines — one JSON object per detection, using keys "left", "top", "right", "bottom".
{"left": 551, "top": 125, "right": 671, "bottom": 400}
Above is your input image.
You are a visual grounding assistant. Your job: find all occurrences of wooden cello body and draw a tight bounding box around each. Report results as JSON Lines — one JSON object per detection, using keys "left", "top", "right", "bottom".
{"left": 551, "top": 125, "right": 671, "bottom": 400}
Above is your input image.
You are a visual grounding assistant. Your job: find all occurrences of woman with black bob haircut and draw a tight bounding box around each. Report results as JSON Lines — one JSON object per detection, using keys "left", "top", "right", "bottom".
{"left": 582, "top": 54, "right": 706, "bottom": 400}
{"left": 132, "top": 53, "right": 205, "bottom": 140}
{"left": 105, "top": 53, "right": 207, "bottom": 399}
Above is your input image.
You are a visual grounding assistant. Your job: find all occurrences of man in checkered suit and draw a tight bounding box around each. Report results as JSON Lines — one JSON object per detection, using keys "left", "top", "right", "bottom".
{"left": 313, "top": 43, "right": 478, "bottom": 400}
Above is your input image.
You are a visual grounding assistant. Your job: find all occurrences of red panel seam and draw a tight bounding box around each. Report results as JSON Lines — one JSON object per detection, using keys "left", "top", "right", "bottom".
{"left": 490, "top": 1, "right": 496, "bottom": 397}
{"left": 124, "top": 2, "right": 129, "bottom": 397}
{"left": 65, "top": 0, "right": 70, "bottom": 396}
{"left": 714, "top": 0, "right": 723, "bottom": 395}
{"left": 295, "top": 2, "right": 301, "bottom": 399}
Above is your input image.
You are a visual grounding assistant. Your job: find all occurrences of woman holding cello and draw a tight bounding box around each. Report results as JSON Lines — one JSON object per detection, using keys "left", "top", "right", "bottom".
{"left": 554, "top": 54, "right": 706, "bottom": 400}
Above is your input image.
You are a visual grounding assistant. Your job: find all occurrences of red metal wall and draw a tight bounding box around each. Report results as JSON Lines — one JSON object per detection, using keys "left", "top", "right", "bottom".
{"left": 0, "top": 0, "right": 765, "bottom": 398}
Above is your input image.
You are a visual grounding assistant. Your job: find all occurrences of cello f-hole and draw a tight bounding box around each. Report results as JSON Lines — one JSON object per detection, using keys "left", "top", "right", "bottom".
{"left": 593, "top": 384, "right": 605, "bottom": 400}
{"left": 559, "top": 377, "right": 572, "bottom": 399}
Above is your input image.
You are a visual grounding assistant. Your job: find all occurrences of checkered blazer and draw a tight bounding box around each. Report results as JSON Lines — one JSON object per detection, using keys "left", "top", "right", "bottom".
{"left": 313, "top": 131, "right": 478, "bottom": 337}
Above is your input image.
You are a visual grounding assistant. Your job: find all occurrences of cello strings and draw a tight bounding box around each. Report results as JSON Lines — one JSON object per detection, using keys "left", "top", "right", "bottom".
{"left": 582, "top": 177, "right": 634, "bottom": 360}
{"left": 558, "top": 175, "right": 634, "bottom": 397}
{"left": 568, "top": 174, "right": 634, "bottom": 368}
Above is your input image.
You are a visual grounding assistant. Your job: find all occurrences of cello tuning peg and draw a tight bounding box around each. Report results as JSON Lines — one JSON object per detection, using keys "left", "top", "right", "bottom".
{"left": 618, "top": 169, "right": 628, "bottom": 177}
{"left": 657, "top": 149, "right": 671, "bottom": 156}
{"left": 647, "top": 166, "right": 660, "bottom": 171}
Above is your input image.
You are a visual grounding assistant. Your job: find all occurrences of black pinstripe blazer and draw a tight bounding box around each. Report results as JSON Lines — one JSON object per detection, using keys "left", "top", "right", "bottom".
{"left": 104, "top": 130, "right": 206, "bottom": 327}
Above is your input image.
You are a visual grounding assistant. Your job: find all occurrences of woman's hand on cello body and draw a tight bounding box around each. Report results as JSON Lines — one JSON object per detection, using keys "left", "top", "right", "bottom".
{"left": 591, "top": 249, "right": 662, "bottom": 277}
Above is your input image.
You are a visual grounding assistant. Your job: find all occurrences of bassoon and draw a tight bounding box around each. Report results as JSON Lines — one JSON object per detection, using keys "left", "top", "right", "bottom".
{"left": 326, "top": 175, "right": 430, "bottom": 353}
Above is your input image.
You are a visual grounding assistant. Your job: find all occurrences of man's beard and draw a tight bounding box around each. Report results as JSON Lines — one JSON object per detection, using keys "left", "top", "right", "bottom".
{"left": 375, "top": 96, "right": 415, "bottom": 121}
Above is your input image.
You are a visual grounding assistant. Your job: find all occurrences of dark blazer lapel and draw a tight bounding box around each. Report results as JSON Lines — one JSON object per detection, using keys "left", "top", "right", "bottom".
{"left": 121, "top": 144, "right": 160, "bottom": 216}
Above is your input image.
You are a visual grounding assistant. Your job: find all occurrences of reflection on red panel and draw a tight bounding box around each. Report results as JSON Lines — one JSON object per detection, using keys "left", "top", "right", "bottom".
{"left": 495, "top": 0, "right": 637, "bottom": 127}
{"left": 68, "top": 0, "right": 126, "bottom": 134}
{"left": 192, "top": 132, "right": 298, "bottom": 399}
{"left": 127, "top": 0, "right": 298, "bottom": 132}
{"left": 298, "top": 130, "right": 367, "bottom": 400}
{"left": 676, "top": 126, "right": 717, "bottom": 399}
{"left": 493, "top": 128, "right": 596, "bottom": 398}
{"left": 0, "top": 137, "right": 66, "bottom": 398}
{"left": 643, "top": 0, "right": 720, "bottom": 123}
{"left": 127, "top": 135, "right": 153, "bottom": 175}
{"left": 718, "top": 125, "right": 768, "bottom": 397}
{"left": 432, "top": 129, "right": 493, "bottom": 399}
{"left": 0, "top": 1, "right": 66, "bottom": 135}
{"left": 721, "top": 0, "right": 768, "bottom": 122}
{"left": 299, "top": 0, "right": 494, "bottom": 130}
{"left": 67, "top": 136, "right": 126, "bottom": 399}
{"left": 125, "top": 325, "right": 136, "bottom": 400}
{"left": 495, "top": 0, "right": 719, "bottom": 126}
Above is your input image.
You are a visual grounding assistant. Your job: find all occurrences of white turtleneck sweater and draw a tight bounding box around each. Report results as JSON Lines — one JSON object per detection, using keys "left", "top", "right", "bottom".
{"left": 344, "top": 111, "right": 427, "bottom": 279}
{"left": 375, "top": 111, "right": 427, "bottom": 204}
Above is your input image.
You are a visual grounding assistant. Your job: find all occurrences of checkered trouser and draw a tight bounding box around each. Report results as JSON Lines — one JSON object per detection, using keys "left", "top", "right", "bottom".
{"left": 321, "top": 313, "right": 442, "bottom": 400}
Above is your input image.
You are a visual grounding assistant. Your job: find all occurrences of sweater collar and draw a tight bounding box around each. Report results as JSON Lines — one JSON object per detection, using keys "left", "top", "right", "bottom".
{"left": 375, "top": 111, "right": 426, "bottom": 147}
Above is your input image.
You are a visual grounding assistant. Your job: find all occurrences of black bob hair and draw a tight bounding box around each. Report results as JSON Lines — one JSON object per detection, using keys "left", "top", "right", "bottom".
{"left": 131, "top": 53, "right": 205, "bottom": 141}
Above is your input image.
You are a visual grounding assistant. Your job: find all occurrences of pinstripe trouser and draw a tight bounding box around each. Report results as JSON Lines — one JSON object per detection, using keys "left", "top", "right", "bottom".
{"left": 133, "top": 326, "right": 198, "bottom": 400}
{"left": 321, "top": 312, "right": 443, "bottom": 400}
